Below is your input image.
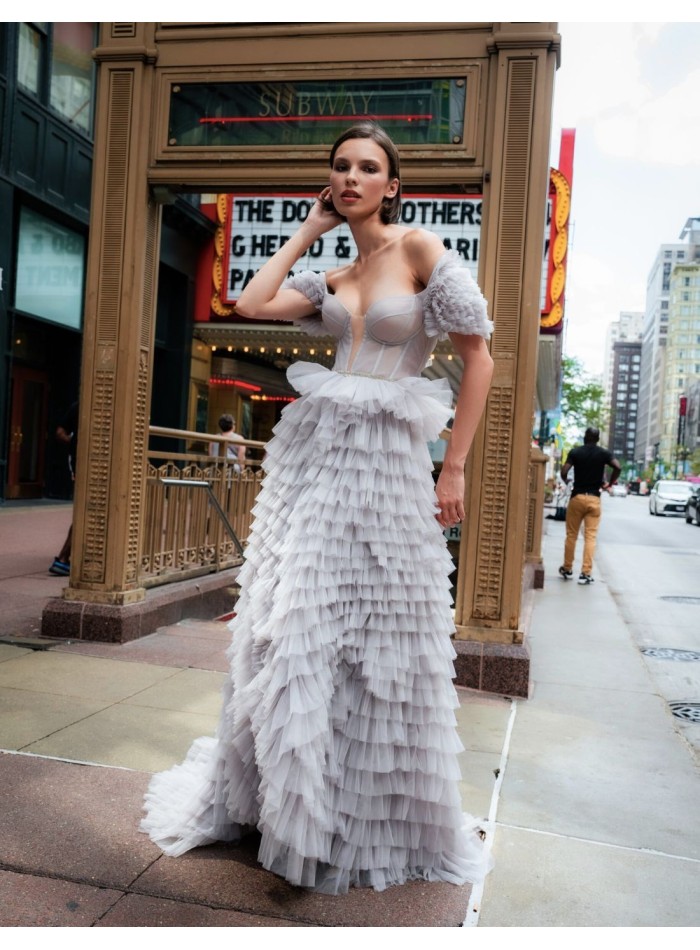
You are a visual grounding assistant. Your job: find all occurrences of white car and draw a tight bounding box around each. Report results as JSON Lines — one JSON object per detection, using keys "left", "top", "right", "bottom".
{"left": 649, "top": 480, "right": 694, "bottom": 516}
{"left": 609, "top": 484, "right": 628, "bottom": 497}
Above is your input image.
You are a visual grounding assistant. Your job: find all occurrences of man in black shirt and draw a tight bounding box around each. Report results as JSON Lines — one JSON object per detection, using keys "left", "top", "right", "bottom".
{"left": 558, "top": 427, "right": 621, "bottom": 585}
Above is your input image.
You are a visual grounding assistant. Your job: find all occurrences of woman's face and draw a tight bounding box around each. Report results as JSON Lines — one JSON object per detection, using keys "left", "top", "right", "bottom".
{"left": 329, "top": 138, "right": 399, "bottom": 220}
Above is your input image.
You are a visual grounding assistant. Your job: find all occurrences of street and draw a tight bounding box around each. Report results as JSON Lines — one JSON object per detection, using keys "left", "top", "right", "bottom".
{"left": 585, "top": 491, "right": 700, "bottom": 760}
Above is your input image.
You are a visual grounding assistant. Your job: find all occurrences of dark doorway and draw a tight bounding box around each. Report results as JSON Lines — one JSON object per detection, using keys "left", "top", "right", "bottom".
{"left": 6, "top": 366, "right": 49, "bottom": 499}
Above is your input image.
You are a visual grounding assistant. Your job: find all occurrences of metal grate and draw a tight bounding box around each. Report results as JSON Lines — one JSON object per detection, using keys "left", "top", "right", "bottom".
{"left": 669, "top": 702, "right": 700, "bottom": 722}
{"left": 642, "top": 648, "right": 700, "bottom": 661}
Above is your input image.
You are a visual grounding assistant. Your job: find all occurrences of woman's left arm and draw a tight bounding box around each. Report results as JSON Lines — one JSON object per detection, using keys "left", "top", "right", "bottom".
{"left": 435, "top": 333, "right": 493, "bottom": 529}
{"left": 404, "top": 228, "right": 494, "bottom": 529}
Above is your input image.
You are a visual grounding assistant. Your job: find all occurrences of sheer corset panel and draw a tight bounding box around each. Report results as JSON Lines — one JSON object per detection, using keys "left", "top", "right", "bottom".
{"left": 324, "top": 292, "right": 434, "bottom": 379}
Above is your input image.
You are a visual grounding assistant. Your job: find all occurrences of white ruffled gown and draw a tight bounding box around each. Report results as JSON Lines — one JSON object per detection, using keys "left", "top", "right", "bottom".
{"left": 141, "top": 251, "right": 495, "bottom": 894}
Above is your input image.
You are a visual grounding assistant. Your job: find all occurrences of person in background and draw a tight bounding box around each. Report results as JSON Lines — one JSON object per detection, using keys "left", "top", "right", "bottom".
{"left": 558, "top": 426, "right": 621, "bottom": 585}
{"left": 49, "top": 400, "right": 79, "bottom": 577}
{"left": 209, "top": 413, "right": 246, "bottom": 474}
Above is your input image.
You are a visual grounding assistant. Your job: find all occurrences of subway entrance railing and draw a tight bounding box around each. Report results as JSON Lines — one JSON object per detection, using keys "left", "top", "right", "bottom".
{"left": 140, "top": 425, "right": 267, "bottom": 587}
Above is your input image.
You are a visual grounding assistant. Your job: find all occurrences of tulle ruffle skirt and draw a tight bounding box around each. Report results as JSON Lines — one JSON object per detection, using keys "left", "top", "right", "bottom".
{"left": 141, "top": 363, "right": 492, "bottom": 893}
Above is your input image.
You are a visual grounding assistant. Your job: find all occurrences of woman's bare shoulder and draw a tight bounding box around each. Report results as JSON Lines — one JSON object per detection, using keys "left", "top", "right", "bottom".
{"left": 402, "top": 228, "right": 446, "bottom": 284}
{"left": 325, "top": 262, "right": 354, "bottom": 290}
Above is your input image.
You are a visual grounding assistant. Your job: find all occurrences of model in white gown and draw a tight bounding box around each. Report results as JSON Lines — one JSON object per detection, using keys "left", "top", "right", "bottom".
{"left": 141, "top": 250, "right": 494, "bottom": 893}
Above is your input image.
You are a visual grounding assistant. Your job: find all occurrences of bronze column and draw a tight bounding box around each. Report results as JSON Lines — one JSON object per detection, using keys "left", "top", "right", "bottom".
{"left": 455, "top": 25, "right": 560, "bottom": 649}
{"left": 65, "top": 23, "right": 160, "bottom": 606}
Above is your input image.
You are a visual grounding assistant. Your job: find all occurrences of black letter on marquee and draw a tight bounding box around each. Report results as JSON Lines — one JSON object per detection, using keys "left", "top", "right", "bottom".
{"left": 335, "top": 236, "right": 351, "bottom": 259}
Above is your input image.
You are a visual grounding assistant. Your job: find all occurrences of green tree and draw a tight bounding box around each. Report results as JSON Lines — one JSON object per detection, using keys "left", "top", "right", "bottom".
{"left": 690, "top": 447, "right": 700, "bottom": 476}
{"left": 560, "top": 355, "right": 606, "bottom": 438}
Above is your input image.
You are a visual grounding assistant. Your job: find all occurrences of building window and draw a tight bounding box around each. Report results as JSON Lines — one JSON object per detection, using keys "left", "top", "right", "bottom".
{"left": 17, "top": 22, "right": 45, "bottom": 93}
{"left": 664, "top": 251, "right": 672, "bottom": 259}
{"left": 676, "top": 251, "right": 685, "bottom": 259}
{"left": 14, "top": 206, "right": 86, "bottom": 330}
{"left": 50, "top": 22, "right": 95, "bottom": 133}
{"left": 16, "top": 23, "right": 96, "bottom": 135}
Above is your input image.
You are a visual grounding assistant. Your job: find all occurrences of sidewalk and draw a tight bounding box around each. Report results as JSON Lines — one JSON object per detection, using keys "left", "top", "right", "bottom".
{"left": 0, "top": 504, "right": 698, "bottom": 926}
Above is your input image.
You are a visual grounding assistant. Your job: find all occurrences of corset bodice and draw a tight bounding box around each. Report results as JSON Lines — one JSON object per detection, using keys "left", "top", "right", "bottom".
{"left": 285, "top": 249, "right": 493, "bottom": 377}
{"left": 321, "top": 286, "right": 435, "bottom": 379}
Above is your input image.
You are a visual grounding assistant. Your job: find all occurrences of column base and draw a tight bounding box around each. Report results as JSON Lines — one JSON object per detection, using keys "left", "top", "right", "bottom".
{"left": 41, "top": 569, "right": 240, "bottom": 643}
{"left": 453, "top": 639, "right": 531, "bottom": 698}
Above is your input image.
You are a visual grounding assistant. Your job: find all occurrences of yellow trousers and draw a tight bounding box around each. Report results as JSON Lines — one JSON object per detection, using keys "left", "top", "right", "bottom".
{"left": 563, "top": 493, "right": 601, "bottom": 575}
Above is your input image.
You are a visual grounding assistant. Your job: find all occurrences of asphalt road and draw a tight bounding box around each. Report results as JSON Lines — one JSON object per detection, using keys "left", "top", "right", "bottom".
{"left": 592, "top": 491, "right": 700, "bottom": 760}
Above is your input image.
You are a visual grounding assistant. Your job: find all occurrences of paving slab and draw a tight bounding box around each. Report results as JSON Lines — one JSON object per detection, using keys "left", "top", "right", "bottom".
{"left": 0, "top": 651, "right": 180, "bottom": 702}
{"left": 134, "top": 837, "right": 473, "bottom": 927}
{"left": 168, "top": 618, "right": 234, "bottom": 640}
{"left": 529, "top": 639, "right": 652, "bottom": 692}
{"left": 458, "top": 748, "right": 501, "bottom": 820}
{"left": 479, "top": 825, "right": 700, "bottom": 927}
{"left": 0, "top": 686, "right": 108, "bottom": 749}
{"left": 0, "top": 753, "right": 159, "bottom": 888}
{"left": 56, "top": 630, "right": 230, "bottom": 672}
{"left": 454, "top": 691, "right": 512, "bottom": 753}
{"left": 121, "top": 668, "right": 226, "bottom": 716}
{"left": 24, "top": 703, "right": 219, "bottom": 771}
{"left": 0, "top": 869, "right": 124, "bottom": 927}
{"left": 0, "top": 643, "right": 32, "bottom": 662}
{"left": 95, "top": 892, "right": 308, "bottom": 927}
{"left": 500, "top": 676, "right": 700, "bottom": 860}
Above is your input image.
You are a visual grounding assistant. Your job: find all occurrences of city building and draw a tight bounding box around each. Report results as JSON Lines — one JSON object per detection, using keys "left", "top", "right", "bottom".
{"left": 601, "top": 311, "right": 643, "bottom": 446}
{"left": 0, "top": 23, "right": 215, "bottom": 501}
{"left": 685, "top": 377, "right": 700, "bottom": 463}
{"left": 609, "top": 337, "right": 642, "bottom": 467}
{"left": 636, "top": 222, "right": 699, "bottom": 471}
{"left": 658, "top": 221, "right": 700, "bottom": 469}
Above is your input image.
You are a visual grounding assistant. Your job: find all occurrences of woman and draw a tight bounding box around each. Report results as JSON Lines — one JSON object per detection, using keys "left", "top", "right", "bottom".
{"left": 142, "top": 123, "right": 494, "bottom": 894}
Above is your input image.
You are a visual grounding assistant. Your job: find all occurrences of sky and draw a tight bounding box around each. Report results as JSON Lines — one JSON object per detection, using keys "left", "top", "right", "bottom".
{"left": 550, "top": 20, "right": 700, "bottom": 377}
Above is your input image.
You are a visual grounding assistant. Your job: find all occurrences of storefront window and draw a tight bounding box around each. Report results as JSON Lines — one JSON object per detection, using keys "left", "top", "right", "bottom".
{"left": 17, "top": 23, "right": 45, "bottom": 93}
{"left": 169, "top": 77, "right": 467, "bottom": 147}
{"left": 50, "top": 22, "right": 96, "bottom": 133}
{"left": 14, "top": 207, "right": 85, "bottom": 330}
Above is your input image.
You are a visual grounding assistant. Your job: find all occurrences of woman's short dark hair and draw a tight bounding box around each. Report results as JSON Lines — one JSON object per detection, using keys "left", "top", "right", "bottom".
{"left": 329, "top": 123, "right": 402, "bottom": 225}
{"left": 218, "top": 414, "right": 234, "bottom": 433}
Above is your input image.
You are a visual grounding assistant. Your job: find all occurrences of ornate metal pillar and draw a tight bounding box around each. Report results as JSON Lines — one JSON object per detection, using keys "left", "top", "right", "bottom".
{"left": 65, "top": 23, "right": 160, "bottom": 605}
{"left": 454, "top": 25, "right": 559, "bottom": 647}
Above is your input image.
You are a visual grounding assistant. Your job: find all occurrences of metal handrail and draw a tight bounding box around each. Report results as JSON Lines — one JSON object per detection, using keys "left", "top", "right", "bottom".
{"left": 158, "top": 477, "right": 245, "bottom": 557}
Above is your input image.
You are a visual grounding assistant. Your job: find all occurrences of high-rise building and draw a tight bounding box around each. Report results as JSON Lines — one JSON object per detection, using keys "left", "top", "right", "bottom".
{"left": 658, "top": 222, "right": 700, "bottom": 468}
{"left": 635, "top": 223, "right": 699, "bottom": 470}
{"left": 609, "top": 338, "right": 642, "bottom": 465}
{"left": 602, "top": 311, "right": 643, "bottom": 445}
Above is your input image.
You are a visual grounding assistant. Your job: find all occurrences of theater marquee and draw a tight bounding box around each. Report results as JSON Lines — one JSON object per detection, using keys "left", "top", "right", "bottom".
{"left": 220, "top": 193, "right": 483, "bottom": 304}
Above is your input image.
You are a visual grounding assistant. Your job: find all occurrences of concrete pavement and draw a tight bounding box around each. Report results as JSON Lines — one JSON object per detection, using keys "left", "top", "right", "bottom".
{"left": 0, "top": 501, "right": 698, "bottom": 926}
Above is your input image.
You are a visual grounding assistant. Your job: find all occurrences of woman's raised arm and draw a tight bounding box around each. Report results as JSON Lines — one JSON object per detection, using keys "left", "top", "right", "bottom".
{"left": 236, "top": 190, "right": 342, "bottom": 321}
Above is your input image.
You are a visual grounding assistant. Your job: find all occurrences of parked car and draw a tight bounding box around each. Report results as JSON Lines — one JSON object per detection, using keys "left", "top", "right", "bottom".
{"left": 648, "top": 479, "right": 695, "bottom": 516}
{"left": 685, "top": 486, "right": 700, "bottom": 526}
{"left": 609, "top": 483, "right": 628, "bottom": 497}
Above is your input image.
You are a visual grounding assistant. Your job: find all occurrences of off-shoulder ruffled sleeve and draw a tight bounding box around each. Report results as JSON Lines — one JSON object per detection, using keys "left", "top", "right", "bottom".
{"left": 423, "top": 250, "right": 493, "bottom": 341}
{"left": 282, "top": 270, "right": 329, "bottom": 336}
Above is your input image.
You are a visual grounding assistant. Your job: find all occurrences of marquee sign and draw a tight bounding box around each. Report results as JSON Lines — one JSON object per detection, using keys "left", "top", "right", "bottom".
{"left": 219, "top": 193, "right": 483, "bottom": 306}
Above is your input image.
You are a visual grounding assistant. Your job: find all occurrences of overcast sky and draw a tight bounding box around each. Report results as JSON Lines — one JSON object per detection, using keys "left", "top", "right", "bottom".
{"left": 551, "top": 20, "right": 700, "bottom": 376}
